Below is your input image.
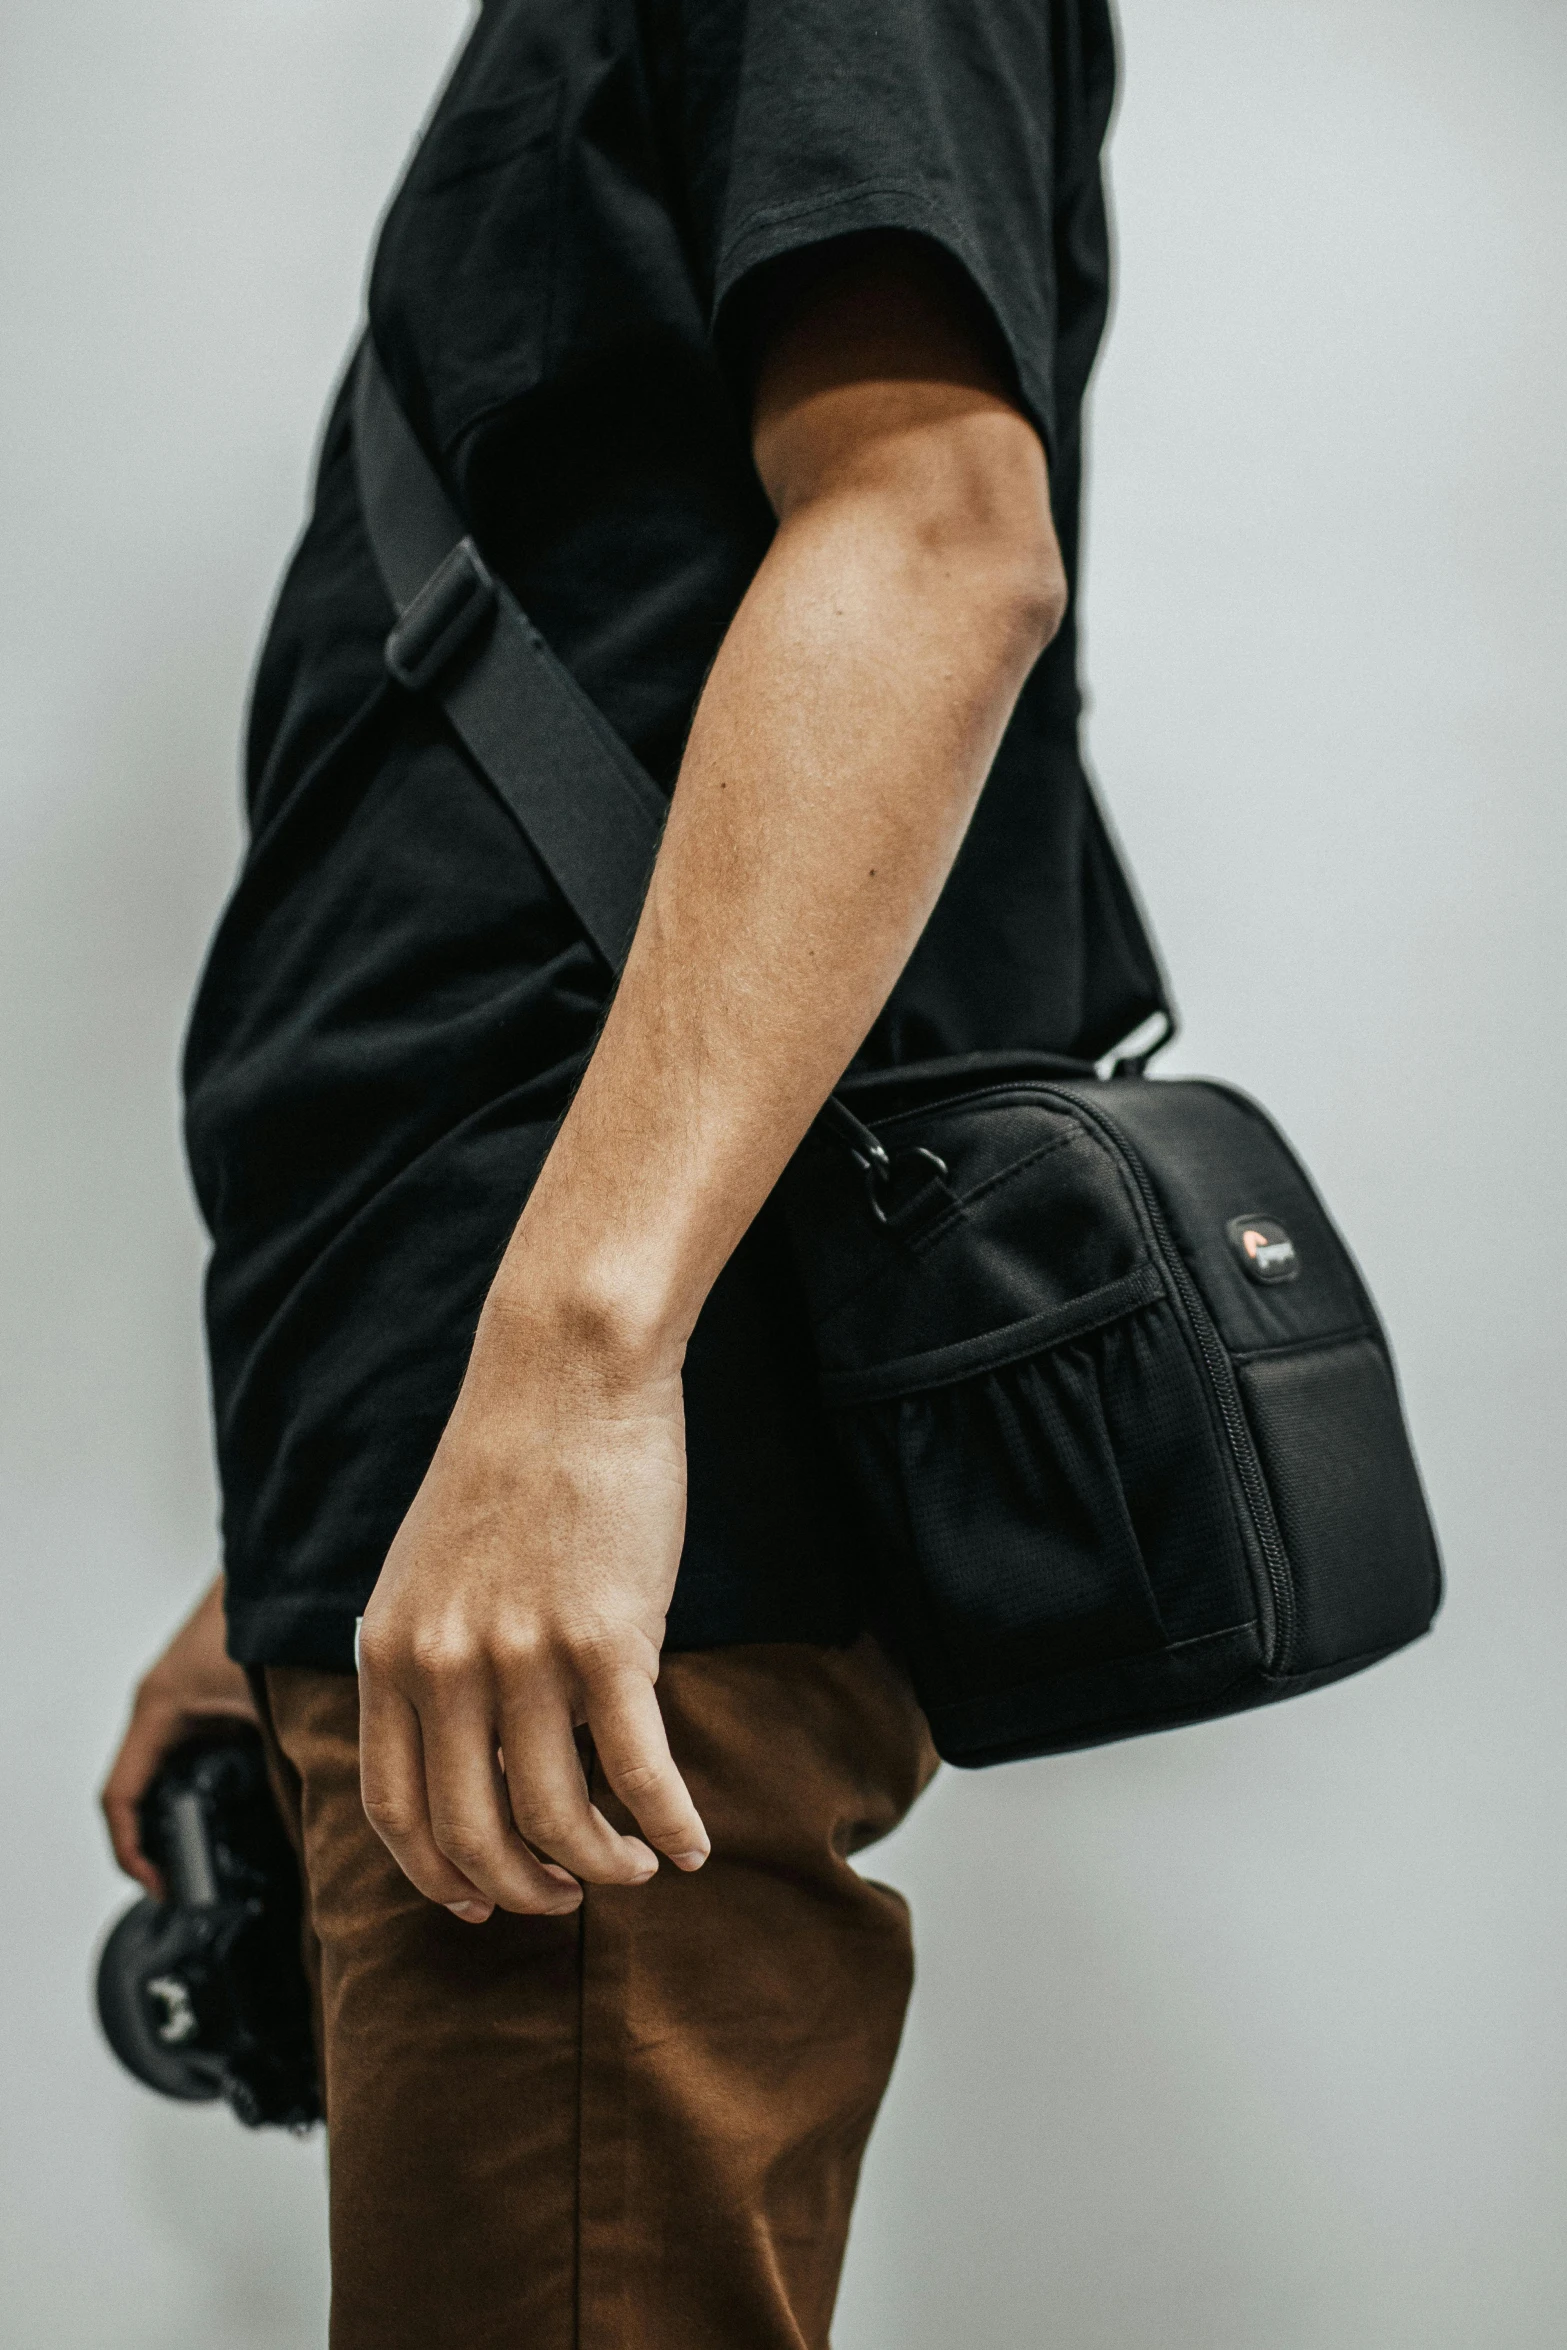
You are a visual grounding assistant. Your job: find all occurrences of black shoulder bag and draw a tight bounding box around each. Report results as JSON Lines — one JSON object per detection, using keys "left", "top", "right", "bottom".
{"left": 351, "top": 344, "right": 1442, "bottom": 1766}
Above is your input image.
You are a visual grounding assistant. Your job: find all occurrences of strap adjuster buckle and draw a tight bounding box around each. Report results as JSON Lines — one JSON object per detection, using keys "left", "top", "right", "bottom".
{"left": 384, "top": 537, "right": 498, "bottom": 693}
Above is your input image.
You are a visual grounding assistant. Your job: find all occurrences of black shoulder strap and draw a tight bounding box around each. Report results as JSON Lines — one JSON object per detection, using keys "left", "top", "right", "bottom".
{"left": 351, "top": 339, "right": 665, "bottom": 972}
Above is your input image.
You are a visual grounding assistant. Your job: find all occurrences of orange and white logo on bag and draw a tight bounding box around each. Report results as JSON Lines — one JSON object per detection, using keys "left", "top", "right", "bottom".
{"left": 1226, "top": 1214, "right": 1300, "bottom": 1284}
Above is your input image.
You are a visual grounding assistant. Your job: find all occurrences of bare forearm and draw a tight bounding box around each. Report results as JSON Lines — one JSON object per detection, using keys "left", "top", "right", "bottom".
{"left": 491, "top": 387, "right": 1059, "bottom": 1367}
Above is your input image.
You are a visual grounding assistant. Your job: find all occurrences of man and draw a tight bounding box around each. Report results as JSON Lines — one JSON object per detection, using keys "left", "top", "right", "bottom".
{"left": 103, "top": 1, "right": 1164, "bottom": 2341}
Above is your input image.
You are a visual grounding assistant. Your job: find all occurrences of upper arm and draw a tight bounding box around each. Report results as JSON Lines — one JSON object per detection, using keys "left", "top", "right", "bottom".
{"left": 747, "top": 232, "right": 1064, "bottom": 635}
{"left": 660, "top": 0, "right": 1080, "bottom": 613}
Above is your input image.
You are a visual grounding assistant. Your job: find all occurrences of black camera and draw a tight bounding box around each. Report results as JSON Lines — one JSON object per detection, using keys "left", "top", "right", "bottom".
{"left": 94, "top": 1726, "right": 321, "bottom": 2130}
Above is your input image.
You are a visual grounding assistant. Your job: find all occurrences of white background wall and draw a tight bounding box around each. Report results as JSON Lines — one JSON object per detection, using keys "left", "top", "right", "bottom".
{"left": 2, "top": 4, "right": 1562, "bottom": 2343}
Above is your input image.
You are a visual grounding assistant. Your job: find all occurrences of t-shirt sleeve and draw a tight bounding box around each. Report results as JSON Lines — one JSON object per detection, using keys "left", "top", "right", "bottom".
{"left": 672, "top": 0, "right": 1066, "bottom": 456}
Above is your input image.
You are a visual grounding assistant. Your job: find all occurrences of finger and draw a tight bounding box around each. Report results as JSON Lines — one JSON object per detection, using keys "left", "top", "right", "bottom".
{"left": 498, "top": 1683, "right": 658, "bottom": 1886}
{"left": 585, "top": 1669, "right": 710, "bottom": 1870}
{"left": 359, "top": 1678, "right": 569, "bottom": 1922}
{"left": 359, "top": 1677, "right": 491, "bottom": 1915}
{"left": 101, "top": 1703, "right": 179, "bottom": 1895}
{"left": 416, "top": 1684, "right": 587, "bottom": 1917}
{"left": 102, "top": 1681, "right": 261, "bottom": 1898}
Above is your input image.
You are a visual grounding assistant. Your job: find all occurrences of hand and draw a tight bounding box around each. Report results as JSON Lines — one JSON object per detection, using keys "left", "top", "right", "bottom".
{"left": 356, "top": 1299, "right": 710, "bottom": 1924}
{"left": 101, "top": 1576, "right": 259, "bottom": 1897}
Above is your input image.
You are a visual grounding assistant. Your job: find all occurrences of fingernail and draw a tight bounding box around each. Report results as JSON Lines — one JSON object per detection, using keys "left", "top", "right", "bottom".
{"left": 446, "top": 1900, "right": 492, "bottom": 1924}
{"left": 671, "top": 1849, "right": 708, "bottom": 1871}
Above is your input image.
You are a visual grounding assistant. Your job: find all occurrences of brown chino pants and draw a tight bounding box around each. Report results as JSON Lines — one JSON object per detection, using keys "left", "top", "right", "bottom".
{"left": 257, "top": 1638, "right": 938, "bottom": 2350}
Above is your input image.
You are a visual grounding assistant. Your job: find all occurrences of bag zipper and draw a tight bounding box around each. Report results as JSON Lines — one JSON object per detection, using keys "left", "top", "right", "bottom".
{"left": 866, "top": 1080, "right": 1298, "bottom": 1674}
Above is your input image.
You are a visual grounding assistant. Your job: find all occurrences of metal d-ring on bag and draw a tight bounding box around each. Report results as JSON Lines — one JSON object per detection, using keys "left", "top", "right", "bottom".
{"left": 350, "top": 339, "right": 1442, "bottom": 1768}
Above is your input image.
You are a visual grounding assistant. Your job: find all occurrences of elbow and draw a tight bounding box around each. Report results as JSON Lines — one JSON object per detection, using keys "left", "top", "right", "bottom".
{"left": 902, "top": 410, "right": 1069, "bottom": 672}
{"left": 761, "top": 389, "right": 1070, "bottom": 675}
{"left": 995, "top": 523, "right": 1070, "bottom": 665}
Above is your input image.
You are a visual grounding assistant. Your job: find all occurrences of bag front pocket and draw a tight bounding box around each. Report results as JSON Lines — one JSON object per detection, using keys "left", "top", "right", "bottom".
{"left": 831, "top": 1287, "right": 1256, "bottom": 1711}
{"left": 891, "top": 1343, "right": 1168, "bottom": 1684}
{"left": 1236, "top": 1334, "right": 1441, "bottom": 1673}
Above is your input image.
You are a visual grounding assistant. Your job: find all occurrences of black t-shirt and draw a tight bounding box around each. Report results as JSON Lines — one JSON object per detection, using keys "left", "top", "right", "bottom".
{"left": 185, "top": 0, "right": 1162, "bottom": 1672}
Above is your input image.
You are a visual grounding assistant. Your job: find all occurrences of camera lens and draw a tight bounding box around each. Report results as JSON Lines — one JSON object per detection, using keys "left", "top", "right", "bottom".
{"left": 94, "top": 1901, "right": 223, "bottom": 2105}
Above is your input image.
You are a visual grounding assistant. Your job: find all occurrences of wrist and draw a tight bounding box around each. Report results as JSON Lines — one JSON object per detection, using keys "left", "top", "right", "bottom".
{"left": 475, "top": 1248, "right": 690, "bottom": 1396}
